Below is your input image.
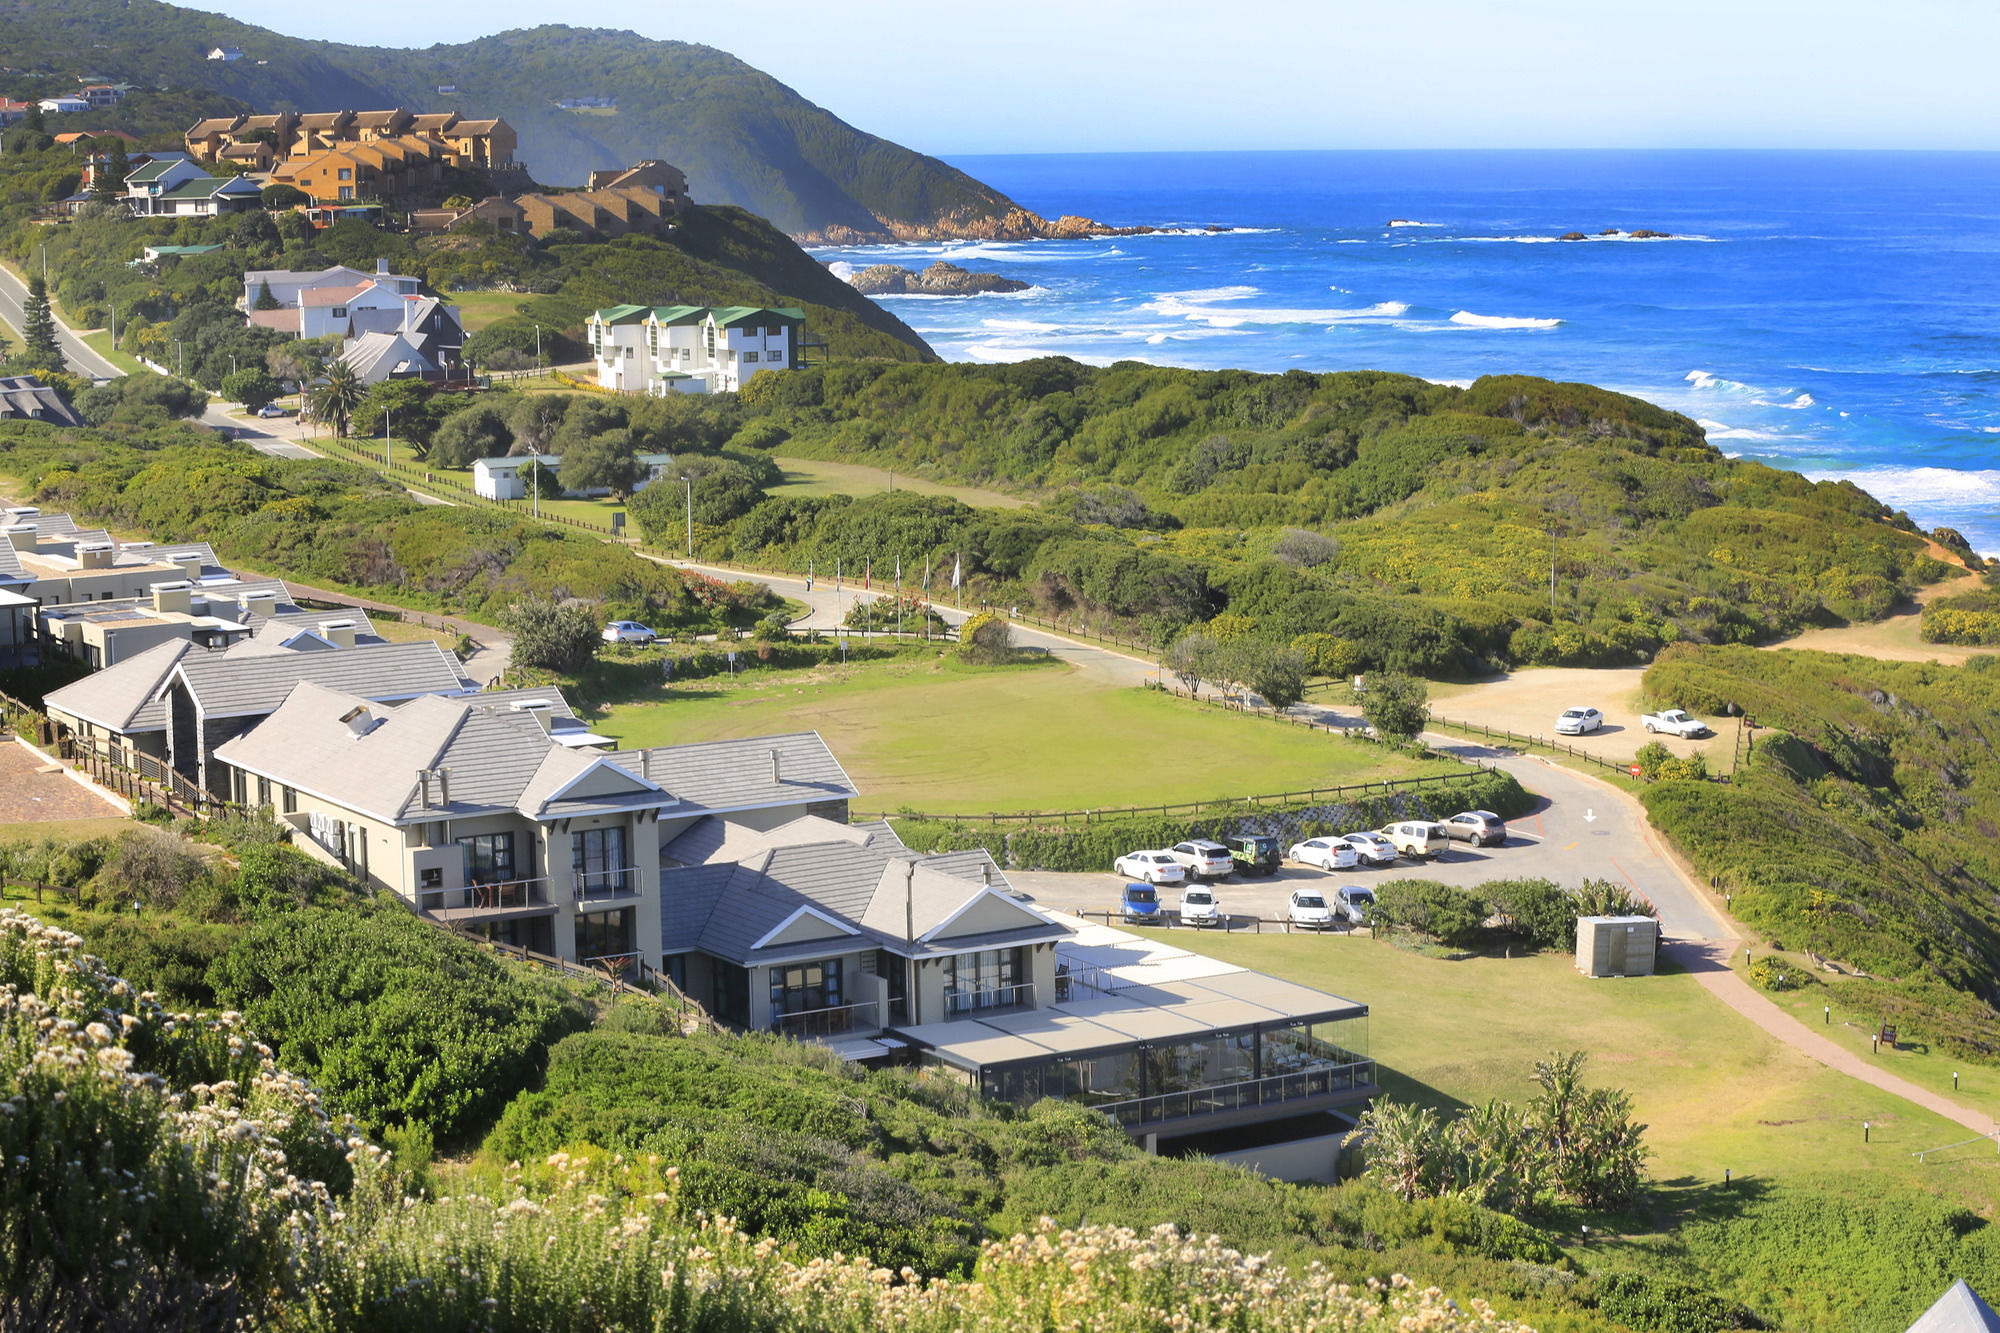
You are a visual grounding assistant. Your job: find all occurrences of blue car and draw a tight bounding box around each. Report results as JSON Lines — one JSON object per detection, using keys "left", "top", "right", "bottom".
{"left": 1121, "top": 882, "right": 1162, "bottom": 924}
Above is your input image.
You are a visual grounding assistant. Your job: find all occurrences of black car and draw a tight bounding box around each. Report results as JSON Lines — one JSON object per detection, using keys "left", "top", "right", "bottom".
{"left": 1222, "top": 834, "right": 1281, "bottom": 876}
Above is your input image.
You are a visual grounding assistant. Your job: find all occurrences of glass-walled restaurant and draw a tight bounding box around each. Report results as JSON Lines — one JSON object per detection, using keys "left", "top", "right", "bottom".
{"left": 906, "top": 974, "right": 1375, "bottom": 1141}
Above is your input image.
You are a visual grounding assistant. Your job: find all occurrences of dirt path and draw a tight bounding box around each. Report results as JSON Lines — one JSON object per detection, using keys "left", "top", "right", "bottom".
{"left": 1669, "top": 940, "right": 1999, "bottom": 1138}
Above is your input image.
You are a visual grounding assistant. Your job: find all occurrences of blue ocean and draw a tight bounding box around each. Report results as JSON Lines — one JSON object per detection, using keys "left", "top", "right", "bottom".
{"left": 813, "top": 151, "right": 2000, "bottom": 554}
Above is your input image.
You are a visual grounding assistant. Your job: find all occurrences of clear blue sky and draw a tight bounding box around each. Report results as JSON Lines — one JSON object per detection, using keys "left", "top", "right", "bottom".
{"left": 195, "top": 0, "right": 2000, "bottom": 155}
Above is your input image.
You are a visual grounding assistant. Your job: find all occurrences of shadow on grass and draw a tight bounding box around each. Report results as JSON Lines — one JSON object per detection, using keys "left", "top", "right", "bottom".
{"left": 1373, "top": 1067, "right": 1473, "bottom": 1119}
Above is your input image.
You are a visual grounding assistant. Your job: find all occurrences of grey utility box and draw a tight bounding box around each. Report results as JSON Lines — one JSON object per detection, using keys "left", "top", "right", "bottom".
{"left": 1576, "top": 915, "right": 1659, "bottom": 977}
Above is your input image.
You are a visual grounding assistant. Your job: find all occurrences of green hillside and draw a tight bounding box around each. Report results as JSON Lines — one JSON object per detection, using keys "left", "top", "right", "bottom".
{"left": 1640, "top": 646, "right": 2000, "bottom": 1056}
{"left": 0, "top": 0, "right": 1025, "bottom": 237}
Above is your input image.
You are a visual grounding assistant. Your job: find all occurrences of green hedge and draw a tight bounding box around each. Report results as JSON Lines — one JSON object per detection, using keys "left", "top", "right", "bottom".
{"left": 893, "top": 769, "right": 1531, "bottom": 872}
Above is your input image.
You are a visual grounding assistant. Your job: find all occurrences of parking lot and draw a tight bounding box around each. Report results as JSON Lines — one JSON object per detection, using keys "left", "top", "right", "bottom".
{"left": 1424, "top": 667, "right": 1732, "bottom": 767}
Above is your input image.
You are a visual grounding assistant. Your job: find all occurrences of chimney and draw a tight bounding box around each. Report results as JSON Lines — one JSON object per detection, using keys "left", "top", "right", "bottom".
{"left": 981, "top": 862, "right": 991, "bottom": 886}
{"left": 417, "top": 769, "right": 432, "bottom": 809}
{"left": 2, "top": 523, "right": 36, "bottom": 545}
{"left": 376, "top": 258, "right": 390, "bottom": 275}
{"left": 77, "top": 541, "right": 116, "bottom": 570}
{"left": 318, "top": 618, "right": 358, "bottom": 649}
{"left": 437, "top": 768, "right": 450, "bottom": 806}
{"left": 239, "top": 589, "right": 279, "bottom": 618}
{"left": 2, "top": 506, "right": 38, "bottom": 521}
{"left": 168, "top": 552, "right": 202, "bottom": 580}
{"left": 770, "top": 748, "right": 782, "bottom": 784}
{"left": 640, "top": 750, "right": 652, "bottom": 781}
{"left": 510, "top": 700, "right": 554, "bottom": 733}
{"left": 150, "top": 580, "right": 192, "bottom": 613}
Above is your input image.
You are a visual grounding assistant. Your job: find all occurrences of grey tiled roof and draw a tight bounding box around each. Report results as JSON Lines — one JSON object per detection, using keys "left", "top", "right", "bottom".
{"left": 0, "top": 536, "right": 24, "bottom": 584}
{"left": 43, "top": 639, "right": 190, "bottom": 734}
{"left": 466, "top": 685, "right": 578, "bottom": 720}
{"left": 606, "top": 731, "right": 856, "bottom": 815}
{"left": 658, "top": 816, "right": 1066, "bottom": 966}
{"left": 166, "top": 640, "right": 470, "bottom": 719}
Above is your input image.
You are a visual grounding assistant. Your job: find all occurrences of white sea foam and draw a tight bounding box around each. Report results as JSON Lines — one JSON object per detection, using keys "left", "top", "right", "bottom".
{"left": 826, "top": 261, "right": 855, "bottom": 281}
{"left": 873, "top": 287, "right": 1050, "bottom": 301}
{"left": 1145, "top": 295, "right": 1409, "bottom": 328}
{"left": 1801, "top": 464, "right": 2000, "bottom": 512}
{"left": 1685, "top": 370, "right": 1757, "bottom": 394}
{"left": 1387, "top": 220, "right": 1441, "bottom": 228}
{"left": 1696, "top": 418, "right": 1790, "bottom": 443}
{"left": 1424, "top": 376, "right": 1476, "bottom": 388}
{"left": 1160, "top": 285, "right": 1260, "bottom": 303}
{"left": 1455, "top": 232, "right": 1721, "bottom": 244}
{"left": 1449, "top": 311, "right": 1562, "bottom": 330}
{"left": 1335, "top": 239, "right": 1368, "bottom": 245}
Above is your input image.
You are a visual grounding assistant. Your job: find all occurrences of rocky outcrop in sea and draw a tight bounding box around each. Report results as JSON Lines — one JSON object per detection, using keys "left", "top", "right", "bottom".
{"left": 799, "top": 205, "right": 1159, "bottom": 245}
{"left": 847, "top": 261, "right": 1031, "bottom": 296}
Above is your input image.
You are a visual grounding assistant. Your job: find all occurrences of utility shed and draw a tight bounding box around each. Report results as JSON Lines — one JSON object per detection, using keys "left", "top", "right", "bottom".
{"left": 1576, "top": 915, "right": 1658, "bottom": 978}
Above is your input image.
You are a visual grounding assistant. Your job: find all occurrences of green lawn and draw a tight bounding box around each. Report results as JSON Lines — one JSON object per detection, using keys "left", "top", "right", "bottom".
{"left": 80, "top": 329, "right": 146, "bottom": 376}
{"left": 1176, "top": 932, "right": 1998, "bottom": 1196}
{"left": 769, "top": 456, "right": 1027, "bottom": 509}
{"left": 449, "top": 291, "right": 529, "bottom": 333}
{"left": 0, "top": 816, "right": 137, "bottom": 846}
{"left": 595, "top": 655, "right": 1460, "bottom": 814}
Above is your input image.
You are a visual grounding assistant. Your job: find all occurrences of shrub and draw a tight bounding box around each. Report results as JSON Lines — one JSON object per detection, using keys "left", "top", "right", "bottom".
{"left": 1594, "top": 1271, "right": 1758, "bottom": 1333}
{"left": 1636, "top": 740, "right": 1710, "bottom": 782}
{"left": 1362, "top": 671, "right": 1430, "bottom": 743}
{"left": 1372, "top": 880, "right": 1489, "bottom": 947}
{"left": 1484, "top": 877, "right": 1577, "bottom": 949}
{"left": 958, "top": 610, "right": 1014, "bottom": 664}
{"left": 500, "top": 596, "right": 601, "bottom": 672}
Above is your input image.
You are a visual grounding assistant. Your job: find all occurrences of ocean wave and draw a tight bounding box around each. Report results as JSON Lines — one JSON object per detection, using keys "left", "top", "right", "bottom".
{"left": 1801, "top": 463, "right": 2000, "bottom": 512}
{"left": 1454, "top": 232, "right": 1721, "bottom": 244}
{"left": 871, "top": 287, "right": 1051, "bottom": 302}
{"left": 1160, "top": 285, "right": 1260, "bottom": 303}
{"left": 1335, "top": 239, "right": 1368, "bottom": 245}
{"left": 1449, "top": 311, "right": 1562, "bottom": 330}
{"left": 825, "top": 260, "right": 855, "bottom": 280}
{"left": 1387, "top": 220, "right": 1441, "bottom": 228}
{"left": 1750, "top": 391, "right": 1815, "bottom": 409}
{"left": 1140, "top": 225, "right": 1280, "bottom": 236}
{"left": 1685, "top": 370, "right": 1757, "bottom": 394}
{"left": 1696, "top": 418, "right": 1790, "bottom": 442}
{"left": 1144, "top": 295, "right": 1409, "bottom": 328}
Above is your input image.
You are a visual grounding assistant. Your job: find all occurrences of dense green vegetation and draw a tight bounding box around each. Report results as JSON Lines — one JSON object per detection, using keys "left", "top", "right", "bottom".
{"left": 597, "top": 361, "right": 1950, "bottom": 674}
{"left": 2, "top": 0, "right": 1027, "bottom": 237}
{"left": 0, "top": 420, "right": 768, "bottom": 630}
{"left": 1921, "top": 575, "right": 2000, "bottom": 645}
{"left": 1641, "top": 645, "right": 2000, "bottom": 1056}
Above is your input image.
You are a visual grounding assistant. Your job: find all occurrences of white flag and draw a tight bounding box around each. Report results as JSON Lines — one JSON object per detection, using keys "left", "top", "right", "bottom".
{"left": 950, "top": 555, "right": 962, "bottom": 589}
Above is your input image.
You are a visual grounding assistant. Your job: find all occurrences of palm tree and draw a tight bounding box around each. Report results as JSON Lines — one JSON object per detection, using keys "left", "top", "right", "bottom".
{"left": 313, "top": 359, "right": 364, "bottom": 439}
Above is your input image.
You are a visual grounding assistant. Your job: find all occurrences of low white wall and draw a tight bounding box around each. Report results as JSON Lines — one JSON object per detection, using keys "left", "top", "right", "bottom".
{"left": 1211, "top": 1128, "right": 1349, "bottom": 1184}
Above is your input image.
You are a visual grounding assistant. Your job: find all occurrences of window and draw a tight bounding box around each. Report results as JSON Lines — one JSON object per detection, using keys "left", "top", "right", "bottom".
{"left": 281, "top": 785, "right": 297, "bottom": 815}
{"left": 458, "top": 832, "right": 516, "bottom": 885}
{"left": 572, "top": 826, "right": 627, "bottom": 895}
{"left": 331, "top": 306, "right": 346, "bottom": 317}
{"left": 770, "top": 958, "right": 842, "bottom": 1020}
{"left": 337, "top": 187, "right": 353, "bottom": 202}
{"left": 337, "top": 168, "right": 352, "bottom": 181}
{"left": 743, "top": 351, "right": 758, "bottom": 364}
{"left": 256, "top": 775, "right": 271, "bottom": 810}
{"left": 574, "top": 907, "right": 634, "bottom": 964}
{"left": 943, "top": 947, "right": 1027, "bottom": 1013}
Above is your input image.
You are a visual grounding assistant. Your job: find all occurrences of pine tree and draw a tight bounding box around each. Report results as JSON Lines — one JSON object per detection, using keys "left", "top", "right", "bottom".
{"left": 253, "top": 279, "right": 280, "bottom": 311}
{"left": 20, "top": 275, "right": 64, "bottom": 371}
{"left": 90, "top": 140, "right": 131, "bottom": 204}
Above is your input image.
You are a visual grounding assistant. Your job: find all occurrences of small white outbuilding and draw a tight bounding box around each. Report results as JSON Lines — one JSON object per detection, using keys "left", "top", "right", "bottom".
{"left": 1575, "top": 915, "right": 1658, "bottom": 978}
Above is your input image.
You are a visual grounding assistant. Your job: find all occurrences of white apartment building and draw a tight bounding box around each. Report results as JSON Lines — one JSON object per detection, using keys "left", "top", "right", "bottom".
{"left": 586, "top": 304, "right": 801, "bottom": 396}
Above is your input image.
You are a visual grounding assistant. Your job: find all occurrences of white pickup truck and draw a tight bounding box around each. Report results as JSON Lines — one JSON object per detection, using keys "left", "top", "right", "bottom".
{"left": 1642, "top": 708, "right": 1710, "bottom": 738}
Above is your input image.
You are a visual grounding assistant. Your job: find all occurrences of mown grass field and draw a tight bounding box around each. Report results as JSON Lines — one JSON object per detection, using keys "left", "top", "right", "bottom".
{"left": 768, "top": 455, "right": 1027, "bottom": 509}
{"left": 449, "top": 290, "right": 529, "bottom": 333}
{"left": 1178, "top": 934, "right": 1993, "bottom": 1188}
{"left": 595, "top": 656, "right": 1458, "bottom": 814}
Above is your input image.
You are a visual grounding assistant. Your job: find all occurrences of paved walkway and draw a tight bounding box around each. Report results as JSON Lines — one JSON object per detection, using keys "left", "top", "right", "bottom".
{"left": 0, "top": 737, "right": 126, "bottom": 821}
{"left": 1668, "top": 939, "right": 1999, "bottom": 1137}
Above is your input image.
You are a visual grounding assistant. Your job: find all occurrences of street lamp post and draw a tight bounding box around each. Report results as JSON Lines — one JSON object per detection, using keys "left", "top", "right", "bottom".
{"left": 680, "top": 475, "right": 693, "bottom": 556}
{"left": 534, "top": 324, "right": 541, "bottom": 367}
{"left": 174, "top": 339, "right": 183, "bottom": 380}
{"left": 530, "top": 447, "right": 542, "bottom": 520}
{"left": 384, "top": 409, "right": 392, "bottom": 468}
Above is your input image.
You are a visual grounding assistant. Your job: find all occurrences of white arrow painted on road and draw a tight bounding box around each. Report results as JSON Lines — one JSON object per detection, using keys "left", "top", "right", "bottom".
{"left": 1584, "top": 809, "right": 1597, "bottom": 823}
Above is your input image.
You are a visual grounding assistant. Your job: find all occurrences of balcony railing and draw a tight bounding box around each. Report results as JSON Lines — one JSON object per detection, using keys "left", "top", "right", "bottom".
{"left": 943, "top": 980, "right": 1034, "bottom": 1017}
{"left": 420, "top": 877, "right": 552, "bottom": 922}
{"left": 1095, "top": 1058, "right": 1376, "bottom": 1130}
{"left": 573, "top": 866, "right": 643, "bottom": 902}
{"left": 773, "top": 1000, "right": 879, "bottom": 1041}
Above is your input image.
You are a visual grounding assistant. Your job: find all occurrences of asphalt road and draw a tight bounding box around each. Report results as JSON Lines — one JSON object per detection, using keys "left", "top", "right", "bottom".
{"left": 0, "top": 259, "right": 120, "bottom": 381}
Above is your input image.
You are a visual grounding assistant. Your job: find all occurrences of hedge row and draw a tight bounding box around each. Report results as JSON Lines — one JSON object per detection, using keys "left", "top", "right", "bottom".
{"left": 892, "top": 770, "right": 1531, "bottom": 873}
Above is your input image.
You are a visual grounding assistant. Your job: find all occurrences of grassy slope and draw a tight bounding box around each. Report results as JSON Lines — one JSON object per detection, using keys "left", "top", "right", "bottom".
{"left": 1178, "top": 932, "right": 2000, "bottom": 1332}
{"left": 0, "top": 0, "right": 1021, "bottom": 234}
{"left": 1639, "top": 646, "right": 2000, "bottom": 1058}
{"left": 594, "top": 655, "right": 1460, "bottom": 813}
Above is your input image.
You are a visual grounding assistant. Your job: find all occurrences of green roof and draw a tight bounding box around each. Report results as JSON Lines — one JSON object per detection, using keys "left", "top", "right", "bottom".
{"left": 711, "top": 306, "right": 803, "bottom": 328}
{"left": 125, "top": 159, "right": 184, "bottom": 183}
{"left": 146, "top": 244, "right": 224, "bottom": 256}
{"left": 156, "top": 177, "right": 255, "bottom": 202}
{"left": 648, "top": 305, "right": 708, "bottom": 326}
{"left": 592, "top": 304, "right": 651, "bottom": 326}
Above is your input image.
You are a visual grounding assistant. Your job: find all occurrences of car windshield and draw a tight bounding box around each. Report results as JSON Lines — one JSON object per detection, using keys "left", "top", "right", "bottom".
{"left": 1296, "top": 893, "right": 1326, "bottom": 909}
{"left": 1348, "top": 890, "right": 1375, "bottom": 905}
{"left": 1185, "top": 891, "right": 1212, "bottom": 905}
{"left": 1562, "top": 709, "right": 1587, "bottom": 719}
{"left": 1246, "top": 837, "right": 1276, "bottom": 852}
{"left": 1128, "top": 887, "right": 1156, "bottom": 903}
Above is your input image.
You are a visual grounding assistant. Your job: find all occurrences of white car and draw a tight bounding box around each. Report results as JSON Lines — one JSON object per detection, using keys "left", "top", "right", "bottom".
{"left": 1380, "top": 821, "right": 1450, "bottom": 859}
{"left": 1555, "top": 706, "right": 1604, "bottom": 735}
{"left": 1338, "top": 832, "right": 1399, "bottom": 867}
{"left": 1289, "top": 837, "right": 1360, "bottom": 871}
{"left": 1178, "top": 885, "right": 1222, "bottom": 927}
{"left": 1168, "top": 839, "right": 1234, "bottom": 879}
{"left": 1643, "top": 708, "right": 1710, "bottom": 738}
{"left": 602, "top": 620, "right": 659, "bottom": 644}
{"left": 1335, "top": 885, "right": 1377, "bottom": 925}
{"left": 1287, "top": 888, "right": 1338, "bottom": 931}
{"left": 254, "top": 403, "right": 287, "bottom": 418}
{"left": 1114, "top": 851, "right": 1186, "bottom": 885}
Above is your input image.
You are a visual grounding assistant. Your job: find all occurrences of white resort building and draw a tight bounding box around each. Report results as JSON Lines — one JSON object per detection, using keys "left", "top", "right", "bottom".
{"left": 586, "top": 304, "right": 802, "bottom": 396}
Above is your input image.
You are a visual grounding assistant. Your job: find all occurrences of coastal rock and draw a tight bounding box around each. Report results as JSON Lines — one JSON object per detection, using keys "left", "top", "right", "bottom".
{"left": 1630, "top": 228, "right": 1673, "bottom": 239}
{"left": 1560, "top": 231, "right": 1589, "bottom": 241}
{"left": 797, "top": 205, "right": 1161, "bottom": 245}
{"left": 848, "top": 261, "right": 1031, "bottom": 296}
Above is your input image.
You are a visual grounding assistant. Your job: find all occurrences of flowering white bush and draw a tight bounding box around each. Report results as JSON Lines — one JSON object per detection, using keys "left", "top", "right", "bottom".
{"left": 0, "top": 907, "right": 384, "bottom": 1329}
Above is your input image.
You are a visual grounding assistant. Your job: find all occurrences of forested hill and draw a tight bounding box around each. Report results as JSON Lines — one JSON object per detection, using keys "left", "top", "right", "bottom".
{"left": 0, "top": 0, "right": 1023, "bottom": 238}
